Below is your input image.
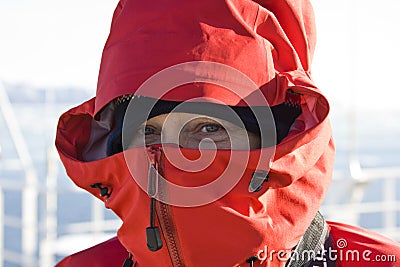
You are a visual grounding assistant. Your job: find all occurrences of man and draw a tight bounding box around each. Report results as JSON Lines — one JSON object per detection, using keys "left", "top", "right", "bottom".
{"left": 55, "top": 0, "right": 400, "bottom": 266}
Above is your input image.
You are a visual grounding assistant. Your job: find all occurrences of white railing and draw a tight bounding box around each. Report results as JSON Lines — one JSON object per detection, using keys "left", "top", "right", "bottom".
{"left": 1, "top": 81, "right": 399, "bottom": 266}
{"left": 0, "top": 81, "right": 121, "bottom": 267}
{"left": 322, "top": 167, "right": 400, "bottom": 241}
{"left": 0, "top": 175, "right": 121, "bottom": 267}
{"left": 0, "top": 81, "right": 38, "bottom": 267}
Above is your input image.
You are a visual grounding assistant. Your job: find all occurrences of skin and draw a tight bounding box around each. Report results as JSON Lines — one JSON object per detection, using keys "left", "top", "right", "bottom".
{"left": 130, "top": 112, "right": 261, "bottom": 150}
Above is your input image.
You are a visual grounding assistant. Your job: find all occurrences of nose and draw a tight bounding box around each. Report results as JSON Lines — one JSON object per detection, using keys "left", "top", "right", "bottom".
{"left": 160, "top": 127, "right": 186, "bottom": 147}
{"left": 160, "top": 127, "right": 197, "bottom": 149}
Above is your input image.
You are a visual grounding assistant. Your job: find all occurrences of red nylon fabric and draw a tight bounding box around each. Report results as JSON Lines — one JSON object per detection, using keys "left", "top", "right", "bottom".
{"left": 56, "top": 101, "right": 333, "bottom": 266}
{"left": 55, "top": 223, "right": 400, "bottom": 266}
{"left": 55, "top": 237, "right": 126, "bottom": 267}
{"left": 55, "top": 0, "right": 339, "bottom": 266}
{"left": 94, "top": 0, "right": 318, "bottom": 114}
{"left": 328, "top": 222, "right": 400, "bottom": 267}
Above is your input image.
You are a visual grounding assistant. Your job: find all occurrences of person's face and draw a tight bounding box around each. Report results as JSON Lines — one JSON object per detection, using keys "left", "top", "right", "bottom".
{"left": 130, "top": 112, "right": 261, "bottom": 150}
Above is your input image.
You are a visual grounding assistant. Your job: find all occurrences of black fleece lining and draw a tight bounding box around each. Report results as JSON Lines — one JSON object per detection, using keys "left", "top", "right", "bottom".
{"left": 107, "top": 97, "right": 301, "bottom": 156}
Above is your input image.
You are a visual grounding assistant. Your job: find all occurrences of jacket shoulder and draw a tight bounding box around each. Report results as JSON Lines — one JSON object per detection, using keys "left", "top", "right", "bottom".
{"left": 55, "top": 236, "right": 127, "bottom": 267}
{"left": 327, "top": 220, "right": 400, "bottom": 266}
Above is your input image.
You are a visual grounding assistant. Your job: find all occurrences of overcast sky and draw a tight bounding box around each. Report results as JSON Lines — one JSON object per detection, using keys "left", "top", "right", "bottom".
{"left": 1, "top": 0, "right": 399, "bottom": 111}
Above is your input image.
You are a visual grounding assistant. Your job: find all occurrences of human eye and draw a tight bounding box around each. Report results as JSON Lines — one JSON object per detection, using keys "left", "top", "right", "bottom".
{"left": 131, "top": 125, "right": 157, "bottom": 142}
{"left": 133, "top": 125, "right": 154, "bottom": 136}
{"left": 144, "top": 126, "right": 155, "bottom": 135}
{"left": 200, "top": 123, "right": 222, "bottom": 133}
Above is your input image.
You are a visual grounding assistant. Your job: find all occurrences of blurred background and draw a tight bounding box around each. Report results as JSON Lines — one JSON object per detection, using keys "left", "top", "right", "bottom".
{"left": 0, "top": 0, "right": 399, "bottom": 266}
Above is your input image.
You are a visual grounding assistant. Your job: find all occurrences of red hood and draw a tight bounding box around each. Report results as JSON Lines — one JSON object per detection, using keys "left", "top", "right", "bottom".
{"left": 95, "top": 0, "right": 318, "bottom": 114}
{"left": 55, "top": 0, "right": 335, "bottom": 266}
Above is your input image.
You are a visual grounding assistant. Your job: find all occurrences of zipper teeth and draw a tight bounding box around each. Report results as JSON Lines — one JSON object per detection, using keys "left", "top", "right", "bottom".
{"left": 159, "top": 202, "right": 184, "bottom": 267}
{"left": 150, "top": 145, "right": 184, "bottom": 267}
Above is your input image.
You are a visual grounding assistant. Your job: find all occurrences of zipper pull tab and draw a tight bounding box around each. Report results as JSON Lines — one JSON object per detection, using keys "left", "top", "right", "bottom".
{"left": 148, "top": 163, "right": 158, "bottom": 197}
{"left": 248, "top": 170, "right": 269, "bottom": 192}
{"left": 146, "top": 145, "right": 163, "bottom": 252}
{"left": 147, "top": 145, "right": 162, "bottom": 197}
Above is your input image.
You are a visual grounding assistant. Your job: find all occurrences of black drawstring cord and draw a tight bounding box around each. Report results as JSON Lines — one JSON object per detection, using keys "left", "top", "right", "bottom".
{"left": 150, "top": 197, "right": 156, "bottom": 228}
{"left": 122, "top": 252, "right": 135, "bottom": 267}
{"left": 246, "top": 256, "right": 258, "bottom": 267}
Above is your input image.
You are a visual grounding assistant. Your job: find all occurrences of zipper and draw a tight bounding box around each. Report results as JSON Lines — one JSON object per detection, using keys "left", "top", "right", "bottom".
{"left": 157, "top": 201, "right": 185, "bottom": 267}
{"left": 148, "top": 145, "right": 185, "bottom": 267}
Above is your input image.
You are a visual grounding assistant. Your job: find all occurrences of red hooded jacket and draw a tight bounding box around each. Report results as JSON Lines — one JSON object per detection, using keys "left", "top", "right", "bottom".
{"left": 55, "top": 0, "right": 400, "bottom": 266}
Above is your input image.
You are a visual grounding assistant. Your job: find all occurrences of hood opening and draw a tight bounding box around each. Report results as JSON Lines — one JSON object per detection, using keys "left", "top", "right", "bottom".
{"left": 103, "top": 93, "right": 301, "bottom": 157}
{"left": 80, "top": 88, "right": 322, "bottom": 163}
